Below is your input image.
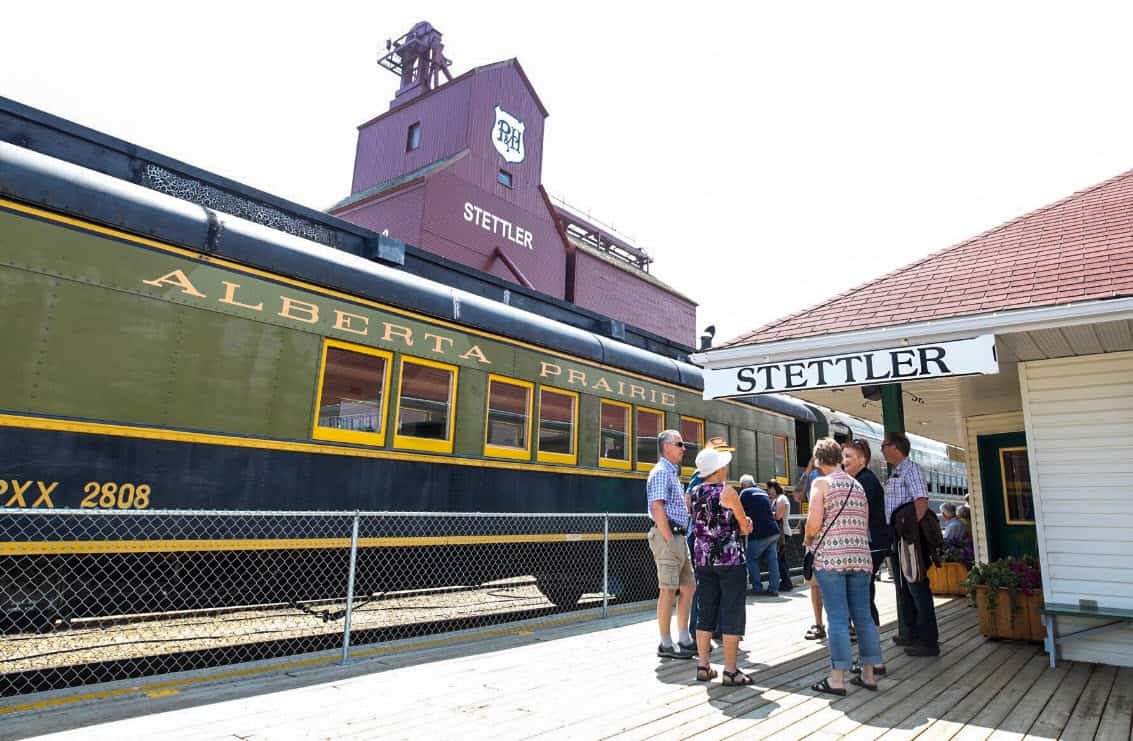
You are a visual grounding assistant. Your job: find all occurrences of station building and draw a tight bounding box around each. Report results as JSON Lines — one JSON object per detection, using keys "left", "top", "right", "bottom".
{"left": 329, "top": 22, "right": 697, "bottom": 348}
{"left": 693, "top": 167, "right": 1133, "bottom": 667}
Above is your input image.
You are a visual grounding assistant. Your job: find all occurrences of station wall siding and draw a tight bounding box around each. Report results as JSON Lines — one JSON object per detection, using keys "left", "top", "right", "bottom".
{"left": 1020, "top": 350, "right": 1133, "bottom": 667}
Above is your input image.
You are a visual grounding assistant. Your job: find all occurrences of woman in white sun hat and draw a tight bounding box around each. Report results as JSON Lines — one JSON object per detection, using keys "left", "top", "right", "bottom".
{"left": 690, "top": 445, "right": 754, "bottom": 685}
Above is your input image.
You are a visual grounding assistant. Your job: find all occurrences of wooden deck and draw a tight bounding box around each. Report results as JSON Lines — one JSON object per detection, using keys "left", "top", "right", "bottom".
{"left": 4, "top": 583, "right": 1133, "bottom": 740}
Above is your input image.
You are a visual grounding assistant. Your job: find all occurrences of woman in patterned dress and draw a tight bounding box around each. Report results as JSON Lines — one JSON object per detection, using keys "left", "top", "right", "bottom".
{"left": 804, "top": 438, "right": 883, "bottom": 695}
{"left": 690, "top": 447, "right": 754, "bottom": 685}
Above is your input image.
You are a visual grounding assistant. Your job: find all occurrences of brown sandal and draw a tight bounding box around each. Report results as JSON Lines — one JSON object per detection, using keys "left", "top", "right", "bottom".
{"left": 722, "top": 669, "right": 754, "bottom": 686}
{"left": 696, "top": 665, "right": 718, "bottom": 682}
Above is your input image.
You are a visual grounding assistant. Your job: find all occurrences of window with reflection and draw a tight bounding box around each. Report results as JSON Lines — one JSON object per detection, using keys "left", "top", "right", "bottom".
{"left": 394, "top": 358, "right": 457, "bottom": 452}
{"left": 636, "top": 408, "right": 663, "bottom": 470}
{"left": 1000, "top": 447, "right": 1035, "bottom": 523}
{"left": 537, "top": 388, "right": 577, "bottom": 464}
{"left": 600, "top": 400, "right": 631, "bottom": 468}
{"left": 774, "top": 435, "right": 789, "bottom": 481}
{"left": 680, "top": 417, "right": 704, "bottom": 472}
{"left": 313, "top": 342, "right": 391, "bottom": 445}
{"left": 486, "top": 376, "right": 531, "bottom": 458}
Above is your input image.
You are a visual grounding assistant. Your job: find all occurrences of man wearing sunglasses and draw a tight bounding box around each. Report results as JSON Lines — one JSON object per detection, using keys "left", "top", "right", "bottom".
{"left": 646, "top": 430, "right": 697, "bottom": 659}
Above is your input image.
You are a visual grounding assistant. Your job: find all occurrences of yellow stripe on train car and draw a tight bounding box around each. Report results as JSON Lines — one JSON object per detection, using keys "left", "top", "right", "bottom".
{"left": 0, "top": 532, "right": 647, "bottom": 556}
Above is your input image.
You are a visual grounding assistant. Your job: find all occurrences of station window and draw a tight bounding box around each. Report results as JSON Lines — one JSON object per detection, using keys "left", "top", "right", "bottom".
{"left": 599, "top": 400, "right": 632, "bottom": 470}
{"left": 393, "top": 357, "right": 458, "bottom": 453}
{"left": 311, "top": 340, "right": 392, "bottom": 446}
{"left": 537, "top": 387, "right": 578, "bottom": 465}
{"left": 484, "top": 374, "right": 533, "bottom": 460}
{"left": 498, "top": 169, "right": 513, "bottom": 188}
{"left": 635, "top": 407, "right": 664, "bottom": 472}
{"left": 679, "top": 417, "right": 704, "bottom": 476}
{"left": 773, "top": 434, "right": 790, "bottom": 482}
{"left": 406, "top": 122, "right": 421, "bottom": 151}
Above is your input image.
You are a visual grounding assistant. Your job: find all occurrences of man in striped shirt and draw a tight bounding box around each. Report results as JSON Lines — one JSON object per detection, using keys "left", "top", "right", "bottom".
{"left": 646, "top": 429, "right": 696, "bottom": 659}
{"left": 882, "top": 432, "right": 940, "bottom": 657}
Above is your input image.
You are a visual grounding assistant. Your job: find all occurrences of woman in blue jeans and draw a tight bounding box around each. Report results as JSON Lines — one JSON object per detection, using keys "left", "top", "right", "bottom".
{"left": 804, "top": 438, "right": 883, "bottom": 695}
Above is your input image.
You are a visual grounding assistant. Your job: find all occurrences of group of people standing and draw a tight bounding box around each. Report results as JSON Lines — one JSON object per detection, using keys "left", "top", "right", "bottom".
{"left": 645, "top": 428, "right": 941, "bottom": 695}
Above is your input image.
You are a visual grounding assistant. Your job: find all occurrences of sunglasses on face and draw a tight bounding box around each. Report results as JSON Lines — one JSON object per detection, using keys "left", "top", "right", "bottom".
{"left": 667, "top": 441, "right": 687, "bottom": 449}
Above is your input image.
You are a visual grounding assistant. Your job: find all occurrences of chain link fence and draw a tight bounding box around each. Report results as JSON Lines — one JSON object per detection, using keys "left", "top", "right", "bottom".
{"left": 0, "top": 509, "right": 805, "bottom": 698}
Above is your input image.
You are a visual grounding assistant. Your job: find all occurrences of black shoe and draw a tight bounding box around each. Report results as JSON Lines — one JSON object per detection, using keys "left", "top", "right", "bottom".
{"left": 657, "top": 642, "right": 696, "bottom": 659}
{"left": 892, "top": 636, "right": 915, "bottom": 647}
{"left": 904, "top": 643, "right": 940, "bottom": 657}
{"left": 678, "top": 640, "right": 697, "bottom": 654}
{"left": 851, "top": 662, "right": 887, "bottom": 676}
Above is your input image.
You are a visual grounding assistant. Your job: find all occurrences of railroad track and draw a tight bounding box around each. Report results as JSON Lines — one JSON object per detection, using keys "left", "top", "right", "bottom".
{"left": 0, "top": 578, "right": 613, "bottom": 697}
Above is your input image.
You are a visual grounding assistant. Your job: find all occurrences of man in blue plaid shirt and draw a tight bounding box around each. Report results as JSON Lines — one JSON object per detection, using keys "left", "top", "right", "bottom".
{"left": 646, "top": 429, "right": 696, "bottom": 659}
{"left": 882, "top": 431, "right": 940, "bottom": 657}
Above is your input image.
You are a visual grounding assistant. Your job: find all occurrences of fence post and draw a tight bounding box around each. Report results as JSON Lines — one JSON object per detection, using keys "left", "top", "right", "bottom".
{"left": 341, "top": 512, "right": 361, "bottom": 664}
{"left": 602, "top": 514, "right": 609, "bottom": 618}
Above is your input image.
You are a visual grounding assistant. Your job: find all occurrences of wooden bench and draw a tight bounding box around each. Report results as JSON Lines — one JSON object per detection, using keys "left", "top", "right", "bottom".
{"left": 1041, "top": 602, "right": 1133, "bottom": 668}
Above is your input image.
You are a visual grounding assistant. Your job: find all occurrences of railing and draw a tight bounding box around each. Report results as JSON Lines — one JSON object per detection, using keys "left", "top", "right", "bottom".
{"left": 0, "top": 509, "right": 807, "bottom": 697}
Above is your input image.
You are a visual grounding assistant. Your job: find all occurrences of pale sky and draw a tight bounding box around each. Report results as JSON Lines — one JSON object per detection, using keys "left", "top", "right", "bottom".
{"left": 6, "top": 2, "right": 1133, "bottom": 347}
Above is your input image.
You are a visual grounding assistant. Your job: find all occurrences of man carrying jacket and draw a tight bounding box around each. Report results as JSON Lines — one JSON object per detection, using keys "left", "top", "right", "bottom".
{"left": 882, "top": 432, "right": 940, "bottom": 657}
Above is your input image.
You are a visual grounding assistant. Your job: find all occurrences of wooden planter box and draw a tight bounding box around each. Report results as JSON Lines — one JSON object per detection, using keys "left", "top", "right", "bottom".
{"left": 927, "top": 562, "right": 969, "bottom": 596}
{"left": 974, "top": 586, "right": 1046, "bottom": 642}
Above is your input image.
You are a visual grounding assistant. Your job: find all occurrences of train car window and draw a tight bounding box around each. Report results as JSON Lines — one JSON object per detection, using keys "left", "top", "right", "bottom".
{"left": 393, "top": 357, "right": 458, "bottom": 454}
{"left": 484, "top": 374, "right": 533, "bottom": 460}
{"left": 679, "top": 417, "right": 704, "bottom": 476}
{"left": 311, "top": 340, "right": 393, "bottom": 447}
{"left": 635, "top": 407, "right": 664, "bottom": 472}
{"left": 599, "top": 400, "right": 632, "bottom": 470}
{"left": 773, "top": 434, "right": 790, "bottom": 483}
{"left": 537, "top": 387, "right": 578, "bottom": 465}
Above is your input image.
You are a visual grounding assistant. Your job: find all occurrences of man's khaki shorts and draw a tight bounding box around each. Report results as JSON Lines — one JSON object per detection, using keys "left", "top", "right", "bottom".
{"left": 647, "top": 527, "right": 696, "bottom": 590}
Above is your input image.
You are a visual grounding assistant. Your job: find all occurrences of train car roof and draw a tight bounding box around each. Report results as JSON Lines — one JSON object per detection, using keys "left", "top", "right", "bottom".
{"left": 822, "top": 409, "right": 955, "bottom": 454}
{"left": 0, "top": 96, "right": 688, "bottom": 360}
{"left": 1, "top": 140, "right": 814, "bottom": 424}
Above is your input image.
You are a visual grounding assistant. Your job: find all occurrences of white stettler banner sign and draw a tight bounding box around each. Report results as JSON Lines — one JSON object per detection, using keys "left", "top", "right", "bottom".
{"left": 701, "top": 334, "right": 998, "bottom": 399}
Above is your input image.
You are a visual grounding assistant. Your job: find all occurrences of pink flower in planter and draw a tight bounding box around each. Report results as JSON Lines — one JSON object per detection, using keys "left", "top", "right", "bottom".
{"left": 1008, "top": 558, "right": 1042, "bottom": 596}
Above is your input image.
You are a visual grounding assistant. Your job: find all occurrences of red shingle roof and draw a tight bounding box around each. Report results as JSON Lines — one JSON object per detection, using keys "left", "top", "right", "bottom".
{"left": 720, "top": 167, "right": 1133, "bottom": 348}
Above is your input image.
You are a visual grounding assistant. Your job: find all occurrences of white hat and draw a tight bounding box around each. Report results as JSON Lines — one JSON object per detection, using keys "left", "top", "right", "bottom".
{"left": 695, "top": 447, "right": 733, "bottom": 477}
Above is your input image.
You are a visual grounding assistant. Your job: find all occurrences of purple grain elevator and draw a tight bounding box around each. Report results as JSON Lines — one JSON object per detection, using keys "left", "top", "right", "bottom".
{"left": 331, "top": 22, "right": 696, "bottom": 347}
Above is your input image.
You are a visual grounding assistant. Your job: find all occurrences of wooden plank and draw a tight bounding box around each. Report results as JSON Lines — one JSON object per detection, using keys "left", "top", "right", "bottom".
{"left": 650, "top": 603, "right": 977, "bottom": 741}
{"left": 744, "top": 633, "right": 998, "bottom": 741}
{"left": 943, "top": 652, "right": 1051, "bottom": 741}
{"left": 1093, "top": 666, "right": 1133, "bottom": 741}
{"left": 343, "top": 590, "right": 862, "bottom": 739}
{"left": 985, "top": 660, "right": 1072, "bottom": 741}
{"left": 521, "top": 592, "right": 953, "bottom": 740}
{"left": 834, "top": 642, "right": 1023, "bottom": 741}
{"left": 1023, "top": 662, "right": 1095, "bottom": 740}
{"left": 683, "top": 609, "right": 987, "bottom": 741}
{"left": 1060, "top": 664, "right": 1118, "bottom": 740}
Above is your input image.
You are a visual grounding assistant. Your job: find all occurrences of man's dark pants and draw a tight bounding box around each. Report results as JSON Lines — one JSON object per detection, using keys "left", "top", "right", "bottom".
{"left": 868, "top": 550, "right": 887, "bottom": 626}
{"left": 777, "top": 539, "right": 792, "bottom": 591}
{"left": 894, "top": 555, "right": 938, "bottom": 646}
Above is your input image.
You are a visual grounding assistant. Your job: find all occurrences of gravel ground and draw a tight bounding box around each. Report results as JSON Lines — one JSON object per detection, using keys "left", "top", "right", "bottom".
{"left": 0, "top": 578, "right": 606, "bottom": 680}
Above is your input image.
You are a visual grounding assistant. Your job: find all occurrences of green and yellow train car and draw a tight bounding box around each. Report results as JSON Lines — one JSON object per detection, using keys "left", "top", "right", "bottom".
{"left": 0, "top": 135, "right": 813, "bottom": 623}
